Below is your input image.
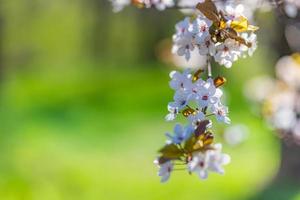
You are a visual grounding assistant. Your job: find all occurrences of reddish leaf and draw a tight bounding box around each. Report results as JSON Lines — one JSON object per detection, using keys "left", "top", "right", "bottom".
{"left": 196, "top": 0, "right": 220, "bottom": 24}
{"left": 214, "top": 76, "right": 226, "bottom": 87}
{"left": 156, "top": 156, "right": 170, "bottom": 164}
{"left": 195, "top": 120, "right": 210, "bottom": 137}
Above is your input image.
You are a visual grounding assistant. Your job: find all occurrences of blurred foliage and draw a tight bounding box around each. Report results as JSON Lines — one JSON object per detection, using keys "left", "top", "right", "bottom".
{"left": 0, "top": 0, "right": 292, "bottom": 199}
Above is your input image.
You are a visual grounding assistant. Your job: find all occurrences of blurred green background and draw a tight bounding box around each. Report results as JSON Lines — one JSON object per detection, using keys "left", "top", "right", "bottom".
{"left": 0, "top": 0, "right": 294, "bottom": 199}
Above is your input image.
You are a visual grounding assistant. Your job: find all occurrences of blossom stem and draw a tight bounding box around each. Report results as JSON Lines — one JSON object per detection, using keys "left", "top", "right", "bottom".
{"left": 186, "top": 105, "right": 194, "bottom": 110}
{"left": 178, "top": 144, "right": 187, "bottom": 154}
{"left": 207, "top": 56, "right": 212, "bottom": 78}
{"left": 202, "top": 106, "right": 208, "bottom": 115}
{"left": 205, "top": 113, "right": 215, "bottom": 117}
{"left": 174, "top": 163, "right": 186, "bottom": 165}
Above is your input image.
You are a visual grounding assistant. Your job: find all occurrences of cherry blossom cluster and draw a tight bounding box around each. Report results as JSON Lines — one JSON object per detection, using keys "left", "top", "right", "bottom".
{"left": 110, "top": 0, "right": 260, "bottom": 183}
{"left": 154, "top": 141, "right": 230, "bottom": 182}
{"left": 245, "top": 54, "right": 300, "bottom": 143}
{"left": 153, "top": 0, "right": 261, "bottom": 182}
{"left": 154, "top": 69, "right": 231, "bottom": 182}
{"left": 172, "top": 3, "right": 258, "bottom": 68}
{"left": 166, "top": 70, "right": 230, "bottom": 124}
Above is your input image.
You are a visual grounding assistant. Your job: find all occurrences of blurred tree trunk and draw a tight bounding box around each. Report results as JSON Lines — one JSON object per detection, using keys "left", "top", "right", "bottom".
{"left": 0, "top": 10, "right": 3, "bottom": 80}
{"left": 276, "top": 140, "right": 300, "bottom": 183}
{"left": 271, "top": 4, "right": 300, "bottom": 185}
{"left": 251, "top": 6, "right": 300, "bottom": 200}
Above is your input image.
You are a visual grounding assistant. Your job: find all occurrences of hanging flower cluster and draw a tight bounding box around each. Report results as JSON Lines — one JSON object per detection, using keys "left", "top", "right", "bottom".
{"left": 154, "top": 0, "right": 258, "bottom": 183}
{"left": 166, "top": 70, "right": 230, "bottom": 125}
{"left": 172, "top": 0, "right": 258, "bottom": 68}
{"left": 154, "top": 69, "right": 231, "bottom": 182}
{"left": 109, "top": 0, "right": 259, "bottom": 183}
{"left": 246, "top": 54, "right": 300, "bottom": 143}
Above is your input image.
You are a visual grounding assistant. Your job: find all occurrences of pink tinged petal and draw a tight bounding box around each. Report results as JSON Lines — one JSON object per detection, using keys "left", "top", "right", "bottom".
{"left": 212, "top": 165, "right": 225, "bottom": 174}
{"left": 177, "top": 47, "right": 186, "bottom": 56}
{"left": 188, "top": 162, "right": 197, "bottom": 171}
{"left": 213, "top": 143, "right": 222, "bottom": 150}
{"left": 221, "top": 154, "right": 231, "bottom": 165}
{"left": 198, "top": 170, "right": 208, "bottom": 179}
{"left": 169, "top": 81, "right": 178, "bottom": 90}
{"left": 165, "top": 113, "right": 176, "bottom": 121}
{"left": 214, "top": 89, "right": 223, "bottom": 98}
{"left": 160, "top": 173, "right": 171, "bottom": 183}
{"left": 174, "top": 124, "right": 183, "bottom": 134}
{"left": 224, "top": 61, "right": 232, "bottom": 68}
{"left": 224, "top": 117, "right": 231, "bottom": 124}
{"left": 169, "top": 70, "right": 178, "bottom": 79}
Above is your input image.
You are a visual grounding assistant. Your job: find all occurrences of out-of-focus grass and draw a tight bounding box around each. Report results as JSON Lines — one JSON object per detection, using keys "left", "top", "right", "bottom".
{"left": 0, "top": 60, "right": 280, "bottom": 200}
{"left": 0, "top": 1, "right": 288, "bottom": 198}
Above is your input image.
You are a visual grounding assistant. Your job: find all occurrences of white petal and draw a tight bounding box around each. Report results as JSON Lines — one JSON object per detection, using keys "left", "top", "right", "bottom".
{"left": 165, "top": 113, "right": 176, "bottom": 121}
{"left": 198, "top": 170, "right": 208, "bottom": 179}
{"left": 160, "top": 173, "right": 170, "bottom": 183}
{"left": 221, "top": 154, "right": 231, "bottom": 165}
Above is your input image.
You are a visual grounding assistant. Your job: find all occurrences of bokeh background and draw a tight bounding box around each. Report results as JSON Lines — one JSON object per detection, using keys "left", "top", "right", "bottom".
{"left": 0, "top": 0, "right": 298, "bottom": 200}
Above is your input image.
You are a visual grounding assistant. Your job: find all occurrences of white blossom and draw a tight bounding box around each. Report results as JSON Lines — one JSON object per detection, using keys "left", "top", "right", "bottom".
{"left": 165, "top": 103, "right": 179, "bottom": 121}
{"left": 241, "top": 33, "right": 257, "bottom": 57}
{"left": 170, "top": 5, "right": 258, "bottom": 67}
{"left": 197, "top": 36, "right": 216, "bottom": 56}
{"left": 172, "top": 18, "right": 195, "bottom": 61}
{"left": 224, "top": 4, "right": 245, "bottom": 21}
{"left": 284, "top": 0, "right": 300, "bottom": 18}
{"left": 165, "top": 124, "right": 194, "bottom": 144}
{"left": 245, "top": 54, "right": 300, "bottom": 142}
{"left": 172, "top": 34, "right": 195, "bottom": 61}
{"left": 143, "top": 0, "right": 175, "bottom": 10}
{"left": 186, "top": 78, "right": 206, "bottom": 100}
{"left": 197, "top": 78, "right": 223, "bottom": 108}
{"left": 154, "top": 160, "right": 174, "bottom": 183}
{"left": 188, "top": 111, "right": 206, "bottom": 126}
{"left": 211, "top": 103, "right": 231, "bottom": 124}
{"left": 272, "top": 108, "right": 297, "bottom": 130}
{"left": 174, "top": 17, "right": 193, "bottom": 38}
{"left": 167, "top": 90, "right": 191, "bottom": 113}
{"left": 276, "top": 55, "right": 300, "bottom": 89}
{"left": 192, "top": 17, "right": 212, "bottom": 44}
{"left": 169, "top": 69, "right": 193, "bottom": 91}
{"left": 188, "top": 152, "right": 209, "bottom": 179}
{"left": 214, "top": 39, "right": 241, "bottom": 68}
{"left": 188, "top": 143, "right": 231, "bottom": 179}
{"left": 206, "top": 143, "right": 231, "bottom": 174}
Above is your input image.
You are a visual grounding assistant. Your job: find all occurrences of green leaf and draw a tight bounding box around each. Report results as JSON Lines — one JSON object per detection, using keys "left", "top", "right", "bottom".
{"left": 193, "top": 132, "right": 214, "bottom": 151}
{"left": 159, "top": 144, "right": 184, "bottom": 159}
{"left": 184, "top": 136, "right": 197, "bottom": 153}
